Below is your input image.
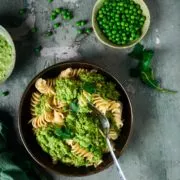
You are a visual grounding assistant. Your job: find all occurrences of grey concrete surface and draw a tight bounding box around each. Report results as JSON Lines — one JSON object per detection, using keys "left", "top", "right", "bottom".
{"left": 0, "top": 0, "right": 180, "bottom": 180}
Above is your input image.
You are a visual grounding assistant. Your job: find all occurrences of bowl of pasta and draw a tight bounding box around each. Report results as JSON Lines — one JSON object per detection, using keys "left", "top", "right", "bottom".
{"left": 18, "top": 61, "right": 133, "bottom": 176}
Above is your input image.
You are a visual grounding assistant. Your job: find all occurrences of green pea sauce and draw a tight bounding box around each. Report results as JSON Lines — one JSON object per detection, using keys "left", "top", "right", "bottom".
{"left": 0, "top": 35, "right": 12, "bottom": 82}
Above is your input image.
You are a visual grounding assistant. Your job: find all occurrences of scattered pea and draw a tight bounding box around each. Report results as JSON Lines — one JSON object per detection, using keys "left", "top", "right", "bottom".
{"left": 44, "top": 31, "right": 53, "bottom": 37}
{"left": 53, "top": 23, "right": 61, "bottom": 29}
{"left": 34, "top": 46, "right": 42, "bottom": 54}
{"left": 77, "top": 29, "right": 84, "bottom": 34}
{"left": 48, "top": 0, "right": 53, "bottom": 3}
{"left": 19, "top": 8, "right": 27, "bottom": 15}
{"left": 31, "top": 27, "right": 38, "bottom": 33}
{"left": 50, "top": 14, "right": 57, "bottom": 20}
{"left": 85, "top": 28, "right": 93, "bottom": 34}
{"left": 55, "top": 8, "right": 62, "bottom": 14}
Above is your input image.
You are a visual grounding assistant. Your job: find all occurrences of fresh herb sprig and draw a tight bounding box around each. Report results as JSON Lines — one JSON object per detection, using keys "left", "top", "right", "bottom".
{"left": 129, "top": 44, "right": 177, "bottom": 93}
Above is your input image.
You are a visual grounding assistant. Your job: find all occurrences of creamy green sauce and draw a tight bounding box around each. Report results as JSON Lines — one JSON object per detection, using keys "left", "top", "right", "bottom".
{"left": 34, "top": 71, "right": 121, "bottom": 167}
{"left": 0, "top": 35, "right": 12, "bottom": 82}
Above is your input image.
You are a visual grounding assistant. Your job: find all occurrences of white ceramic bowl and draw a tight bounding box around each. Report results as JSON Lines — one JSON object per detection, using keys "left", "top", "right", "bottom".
{"left": 92, "top": 0, "right": 151, "bottom": 49}
{"left": 0, "top": 25, "right": 16, "bottom": 84}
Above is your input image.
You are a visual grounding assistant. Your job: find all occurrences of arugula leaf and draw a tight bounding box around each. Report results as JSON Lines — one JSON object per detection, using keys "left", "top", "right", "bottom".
{"left": 70, "top": 101, "right": 79, "bottom": 112}
{"left": 129, "top": 43, "right": 177, "bottom": 93}
{"left": 83, "top": 82, "right": 96, "bottom": 94}
{"left": 0, "top": 91, "right": 9, "bottom": 97}
{"left": 55, "top": 127, "right": 74, "bottom": 139}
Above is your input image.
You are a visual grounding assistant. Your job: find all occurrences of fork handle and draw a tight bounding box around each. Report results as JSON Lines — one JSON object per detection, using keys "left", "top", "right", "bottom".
{"left": 106, "top": 138, "right": 127, "bottom": 180}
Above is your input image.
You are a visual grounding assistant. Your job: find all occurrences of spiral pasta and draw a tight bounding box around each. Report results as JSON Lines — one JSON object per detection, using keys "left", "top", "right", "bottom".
{"left": 59, "top": 68, "right": 89, "bottom": 78}
{"left": 78, "top": 90, "right": 91, "bottom": 107}
{"left": 53, "top": 110, "right": 64, "bottom": 126}
{"left": 46, "top": 78, "right": 57, "bottom": 88}
{"left": 108, "top": 101, "right": 123, "bottom": 129}
{"left": 35, "top": 78, "right": 55, "bottom": 95}
{"left": 58, "top": 68, "right": 73, "bottom": 78}
{"left": 66, "top": 140, "right": 93, "bottom": 161}
{"left": 49, "top": 96, "right": 66, "bottom": 109}
{"left": 92, "top": 94, "right": 110, "bottom": 115}
{"left": 30, "top": 92, "right": 41, "bottom": 116}
{"left": 30, "top": 110, "right": 64, "bottom": 128}
{"left": 108, "top": 128, "right": 119, "bottom": 140}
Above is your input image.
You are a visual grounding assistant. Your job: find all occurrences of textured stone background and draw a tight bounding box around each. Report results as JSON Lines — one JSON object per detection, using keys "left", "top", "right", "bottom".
{"left": 0, "top": 0, "right": 180, "bottom": 180}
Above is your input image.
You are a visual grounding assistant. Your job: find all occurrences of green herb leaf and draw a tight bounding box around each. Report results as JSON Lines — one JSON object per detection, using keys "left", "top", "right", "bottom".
{"left": 129, "top": 43, "right": 177, "bottom": 93}
{"left": 139, "top": 50, "right": 154, "bottom": 71}
{"left": 128, "top": 43, "right": 144, "bottom": 60}
{"left": 140, "top": 71, "right": 177, "bottom": 93}
{"left": 83, "top": 82, "right": 96, "bottom": 94}
{"left": 55, "top": 127, "right": 73, "bottom": 139}
{"left": 70, "top": 102, "right": 79, "bottom": 112}
{"left": 0, "top": 91, "right": 9, "bottom": 97}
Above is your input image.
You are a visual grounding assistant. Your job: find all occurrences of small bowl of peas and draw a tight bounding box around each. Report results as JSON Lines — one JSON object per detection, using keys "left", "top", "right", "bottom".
{"left": 92, "top": 0, "right": 150, "bottom": 49}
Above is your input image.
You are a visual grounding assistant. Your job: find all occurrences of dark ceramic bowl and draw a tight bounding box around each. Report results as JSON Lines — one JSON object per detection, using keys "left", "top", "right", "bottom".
{"left": 18, "top": 61, "right": 133, "bottom": 176}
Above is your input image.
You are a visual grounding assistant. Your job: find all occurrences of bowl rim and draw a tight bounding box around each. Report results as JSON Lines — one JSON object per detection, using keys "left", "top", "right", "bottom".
{"left": 92, "top": 0, "right": 151, "bottom": 49}
{"left": 0, "top": 25, "right": 16, "bottom": 84}
{"left": 18, "top": 61, "right": 133, "bottom": 176}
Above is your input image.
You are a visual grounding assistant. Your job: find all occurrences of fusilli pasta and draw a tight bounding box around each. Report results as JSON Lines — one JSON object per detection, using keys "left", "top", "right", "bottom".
{"left": 30, "top": 92, "right": 41, "bottom": 116}
{"left": 108, "top": 128, "right": 119, "bottom": 140}
{"left": 108, "top": 101, "right": 123, "bottom": 129}
{"left": 35, "top": 78, "right": 55, "bottom": 95}
{"left": 92, "top": 94, "right": 110, "bottom": 115}
{"left": 78, "top": 90, "right": 91, "bottom": 106}
{"left": 66, "top": 140, "right": 93, "bottom": 161}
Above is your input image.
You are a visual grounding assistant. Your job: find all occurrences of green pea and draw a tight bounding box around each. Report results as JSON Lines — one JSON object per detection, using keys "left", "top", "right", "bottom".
{"left": 129, "top": 37, "right": 134, "bottom": 41}
{"left": 51, "top": 11, "right": 57, "bottom": 16}
{"left": 125, "top": 9, "right": 129, "bottom": 14}
{"left": 45, "top": 31, "right": 53, "bottom": 37}
{"left": 129, "top": 5, "right": 134, "bottom": 10}
{"left": 131, "top": 15, "right": 135, "bottom": 19}
{"left": 48, "top": 0, "right": 53, "bottom": 2}
{"left": 140, "top": 16, "right": 146, "bottom": 21}
{"left": 122, "top": 41, "right": 126, "bottom": 45}
{"left": 55, "top": 8, "right": 62, "bottom": 14}
{"left": 77, "top": 29, "right": 83, "bottom": 34}
{"left": 34, "top": 45, "right": 42, "bottom": 53}
{"left": 117, "top": 22, "right": 121, "bottom": 26}
{"left": 125, "top": 23, "right": 128, "bottom": 27}
{"left": 19, "top": 8, "right": 27, "bottom": 15}
{"left": 31, "top": 27, "right": 38, "bottom": 33}
{"left": 121, "top": 15, "right": 126, "bottom": 19}
{"left": 137, "top": 9, "right": 142, "bottom": 14}
{"left": 112, "top": 30, "right": 117, "bottom": 34}
{"left": 50, "top": 14, "right": 57, "bottom": 20}
{"left": 140, "top": 21, "right": 144, "bottom": 26}
{"left": 119, "top": 2, "right": 123, "bottom": 6}
{"left": 53, "top": 23, "right": 61, "bottom": 29}
{"left": 126, "top": 27, "right": 129, "bottom": 31}
{"left": 121, "top": 22, "right": 125, "bottom": 26}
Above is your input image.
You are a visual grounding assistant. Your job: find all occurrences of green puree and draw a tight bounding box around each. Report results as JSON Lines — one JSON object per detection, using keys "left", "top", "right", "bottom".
{"left": 34, "top": 70, "right": 121, "bottom": 167}
{"left": 0, "top": 35, "right": 12, "bottom": 82}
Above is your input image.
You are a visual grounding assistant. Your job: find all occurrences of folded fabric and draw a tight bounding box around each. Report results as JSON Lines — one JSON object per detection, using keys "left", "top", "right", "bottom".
{"left": 0, "top": 112, "right": 48, "bottom": 180}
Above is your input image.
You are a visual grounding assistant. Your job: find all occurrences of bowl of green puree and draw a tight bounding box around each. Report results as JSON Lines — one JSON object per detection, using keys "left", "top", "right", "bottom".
{"left": 92, "top": 0, "right": 150, "bottom": 49}
{"left": 0, "top": 25, "right": 16, "bottom": 84}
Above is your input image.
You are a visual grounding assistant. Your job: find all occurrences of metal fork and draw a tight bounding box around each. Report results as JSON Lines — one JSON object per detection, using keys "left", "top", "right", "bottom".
{"left": 88, "top": 103, "right": 127, "bottom": 180}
